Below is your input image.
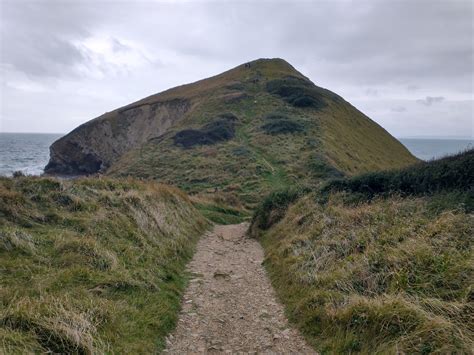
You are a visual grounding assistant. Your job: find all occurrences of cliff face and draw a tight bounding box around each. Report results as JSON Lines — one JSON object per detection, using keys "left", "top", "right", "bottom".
{"left": 45, "top": 98, "right": 191, "bottom": 174}
{"left": 45, "top": 58, "right": 418, "bottom": 203}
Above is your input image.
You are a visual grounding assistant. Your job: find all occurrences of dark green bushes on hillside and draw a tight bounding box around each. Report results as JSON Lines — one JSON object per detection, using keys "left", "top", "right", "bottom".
{"left": 261, "top": 112, "right": 305, "bottom": 135}
{"left": 266, "top": 76, "right": 328, "bottom": 110}
{"left": 321, "top": 149, "right": 474, "bottom": 210}
{"left": 173, "top": 116, "right": 236, "bottom": 148}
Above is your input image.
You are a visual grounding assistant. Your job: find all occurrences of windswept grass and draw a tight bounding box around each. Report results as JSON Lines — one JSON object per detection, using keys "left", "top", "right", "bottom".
{"left": 254, "top": 193, "right": 473, "bottom": 353}
{"left": 190, "top": 191, "right": 250, "bottom": 225}
{"left": 0, "top": 176, "right": 209, "bottom": 353}
{"left": 251, "top": 151, "right": 474, "bottom": 353}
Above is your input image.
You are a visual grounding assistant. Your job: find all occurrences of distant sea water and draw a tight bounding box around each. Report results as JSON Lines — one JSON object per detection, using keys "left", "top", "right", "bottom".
{"left": 0, "top": 133, "right": 62, "bottom": 176}
{"left": 0, "top": 133, "right": 473, "bottom": 177}
{"left": 399, "top": 138, "right": 473, "bottom": 161}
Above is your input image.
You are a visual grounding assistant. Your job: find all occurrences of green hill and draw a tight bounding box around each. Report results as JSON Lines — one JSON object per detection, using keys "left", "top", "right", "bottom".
{"left": 45, "top": 58, "right": 417, "bottom": 205}
{"left": 250, "top": 150, "right": 474, "bottom": 353}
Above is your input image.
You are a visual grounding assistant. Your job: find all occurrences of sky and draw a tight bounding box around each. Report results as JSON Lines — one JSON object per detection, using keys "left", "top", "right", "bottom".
{"left": 0, "top": 0, "right": 473, "bottom": 138}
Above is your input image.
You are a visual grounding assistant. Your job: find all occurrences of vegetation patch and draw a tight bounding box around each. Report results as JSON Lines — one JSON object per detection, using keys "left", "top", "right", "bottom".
{"left": 250, "top": 186, "right": 310, "bottom": 233}
{"left": 266, "top": 76, "right": 328, "bottom": 110}
{"left": 321, "top": 149, "right": 474, "bottom": 210}
{"left": 173, "top": 115, "right": 237, "bottom": 148}
{"left": 261, "top": 120, "right": 304, "bottom": 135}
{"left": 190, "top": 192, "right": 250, "bottom": 225}
{"left": 0, "top": 176, "right": 209, "bottom": 353}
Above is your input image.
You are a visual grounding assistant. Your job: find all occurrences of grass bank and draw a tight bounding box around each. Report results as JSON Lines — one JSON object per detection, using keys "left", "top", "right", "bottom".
{"left": 0, "top": 176, "right": 209, "bottom": 353}
{"left": 251, "top": 151, "right": 474, "bottom": 353}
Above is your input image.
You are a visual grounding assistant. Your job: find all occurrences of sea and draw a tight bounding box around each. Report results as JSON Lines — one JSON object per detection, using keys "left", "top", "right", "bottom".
{"left": 0, "top": 133, "right": 62, "bottom": 176}
{"left": 0, "top": 133, "right": 472, "bottom": 177}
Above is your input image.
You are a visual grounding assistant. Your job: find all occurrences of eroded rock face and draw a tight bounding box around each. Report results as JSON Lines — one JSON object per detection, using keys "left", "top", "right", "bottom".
{"left": 45, "top": 98, "right": 191, "bottom": 175}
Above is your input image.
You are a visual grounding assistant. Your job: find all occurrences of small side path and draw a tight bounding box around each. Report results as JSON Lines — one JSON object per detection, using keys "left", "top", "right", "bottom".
{"left": 164, "top": 223, "right": 316, "bottom": 354}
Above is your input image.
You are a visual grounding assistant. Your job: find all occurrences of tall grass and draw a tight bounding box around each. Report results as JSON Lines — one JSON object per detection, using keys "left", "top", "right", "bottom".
{"left": 255, "top": 193, "right": 473, "bottom": 353}
{"left": 251, "top": 150, "right": 474, "bottom": 353}
{"left": 0, "top": 176, "right": 209, "bottom": 353}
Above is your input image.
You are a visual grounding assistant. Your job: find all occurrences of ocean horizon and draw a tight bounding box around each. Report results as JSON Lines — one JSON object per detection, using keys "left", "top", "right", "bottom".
{"left": 0, "top": 132, "right": 472, "bottom": 177}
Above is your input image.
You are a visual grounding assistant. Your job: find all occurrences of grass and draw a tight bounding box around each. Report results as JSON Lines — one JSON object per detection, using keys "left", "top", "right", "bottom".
{"left": 190, "top": 191, "right": 251, "bottom": 225}
{"left": 254, "top": 193, "right": 473, "bottom": 353}
{"left": 261, "top": 119, "right": 305, "bottom": 135}
{"left": 250, "top": 151, "right": 474, "bottom": 353}
{"left": 0, "top": 176, "right": 209, "bottom": 353}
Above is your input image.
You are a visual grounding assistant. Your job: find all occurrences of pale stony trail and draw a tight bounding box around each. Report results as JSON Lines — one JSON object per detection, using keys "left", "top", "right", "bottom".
{"left": 164, "top": 223, "right": 315, "bottom": 354}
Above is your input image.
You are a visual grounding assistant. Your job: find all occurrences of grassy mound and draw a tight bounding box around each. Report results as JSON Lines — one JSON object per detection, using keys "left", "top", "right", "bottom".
{"left": 0, "top": 176, "right": 209, "bottom": 353}
{"left": 251, "top": 152, "right": 474, "bottom": 353}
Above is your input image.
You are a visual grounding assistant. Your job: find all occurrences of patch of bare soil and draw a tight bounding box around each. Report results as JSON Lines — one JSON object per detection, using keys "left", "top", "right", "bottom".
{"left": 164, "top": 223, "right": 315, "bottom": 354}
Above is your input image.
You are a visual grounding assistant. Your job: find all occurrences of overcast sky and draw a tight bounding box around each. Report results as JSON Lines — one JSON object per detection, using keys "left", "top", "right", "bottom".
{"left": 1, "top": 0, "right": 472, "bottom": 138}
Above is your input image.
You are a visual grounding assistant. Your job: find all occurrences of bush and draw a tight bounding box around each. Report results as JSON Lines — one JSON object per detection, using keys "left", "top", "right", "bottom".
{"left": 173, "top": 117, "right": 236, "bottom": 148}
{"left": 321, "top": 149, "right": 474, "bottom": 210}
{"left": 266, "top": 76, "right": 328, "bottom": 110}
{"left": 12, "top": 171, "right": 25, "bottom": 178}
{"left": 250, "top": 186, "right": 311, "bottom": 233}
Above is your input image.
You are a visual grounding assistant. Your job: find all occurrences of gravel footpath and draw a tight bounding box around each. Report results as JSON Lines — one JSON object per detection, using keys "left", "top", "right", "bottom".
{"left": 164, "top": 223, "right": 315, "bottom": 354}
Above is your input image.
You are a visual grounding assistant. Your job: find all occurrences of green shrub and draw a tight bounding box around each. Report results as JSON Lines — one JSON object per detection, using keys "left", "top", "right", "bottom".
{"left": 266, "top": 76, "right": 328, "bottom": 110}
{"left": 250, "top": 186, "right": 310, "bottom": 233}
{"left": 321, "top": 149, "right": 474, "bottom": 210}
{"left": 173, "top": 117, "right": 236, "bottom": 148}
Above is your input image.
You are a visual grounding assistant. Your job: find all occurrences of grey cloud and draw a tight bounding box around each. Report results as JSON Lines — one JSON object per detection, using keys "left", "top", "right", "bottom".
{"left": 1, "top": 1, "right": 98, "bottom": 78}
{"left": 417, "top": 96, "right": 445, "bottom": 106}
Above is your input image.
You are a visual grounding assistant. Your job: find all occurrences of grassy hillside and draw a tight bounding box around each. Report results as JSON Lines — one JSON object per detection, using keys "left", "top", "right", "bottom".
{"left": 107, "top": 58, "right": 417, "bottom": 206}
{"left": 250, "top": 151, "right": 473, "bottom": 353}
{"left": 0, "top": 176, "right": 209, "bottom": 353}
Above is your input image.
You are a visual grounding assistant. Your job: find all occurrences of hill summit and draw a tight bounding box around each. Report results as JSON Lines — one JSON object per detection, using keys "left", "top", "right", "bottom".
{"left": 45, "top": 58, "right": 417, "bottom": 203}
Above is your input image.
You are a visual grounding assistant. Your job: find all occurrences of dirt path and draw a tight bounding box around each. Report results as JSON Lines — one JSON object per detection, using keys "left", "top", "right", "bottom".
{"left": 164, "top": 223, "right": 315, "bottom": 354}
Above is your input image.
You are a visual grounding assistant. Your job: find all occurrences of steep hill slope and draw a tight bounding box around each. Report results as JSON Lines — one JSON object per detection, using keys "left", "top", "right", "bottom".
{"left": 45, "top": 58, "right": 417, "bottom": 203}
